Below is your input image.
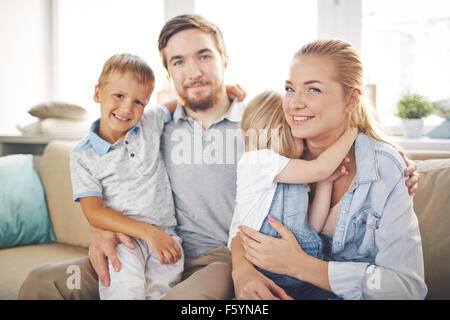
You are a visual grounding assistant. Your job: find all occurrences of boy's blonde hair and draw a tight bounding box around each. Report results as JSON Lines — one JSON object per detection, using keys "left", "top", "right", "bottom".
{"left": 241, "top": 90, "right": 297, "bottom": 158}
{"left": 295, "top": 39, "right": 392, "bottom": 145}
{"left": 97, "top": 53, "right": 155, "bottom": 89}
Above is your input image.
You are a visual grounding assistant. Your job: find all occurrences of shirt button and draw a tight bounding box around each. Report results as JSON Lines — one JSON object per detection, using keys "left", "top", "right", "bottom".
{"left": 130, "top": 153, "right": 135, "bottom": 157}
{"left": 125, "top": 140, "right": 128, "bottom": 145}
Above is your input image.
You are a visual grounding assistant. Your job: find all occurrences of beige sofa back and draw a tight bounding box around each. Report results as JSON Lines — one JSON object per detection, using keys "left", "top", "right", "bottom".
{"left": 413, "top": 158, "right": 450, "bottom": 299}
{"left": 40, "top": 140, "right": 90, "bottom": 248}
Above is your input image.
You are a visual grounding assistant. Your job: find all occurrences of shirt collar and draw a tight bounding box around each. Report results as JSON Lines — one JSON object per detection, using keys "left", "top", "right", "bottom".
{"left": 87, "top": 119, "right": 141, "bottom": 156}
{"left": 354, "top": 133, "right": 380, "bottom": 184}
{"left": 173, "top": 98, "right": 244, "bottom": 124}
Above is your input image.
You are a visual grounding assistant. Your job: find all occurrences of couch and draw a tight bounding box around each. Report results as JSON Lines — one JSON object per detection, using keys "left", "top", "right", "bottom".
{"left": 0, "top": 140, "right": 449, "bottom": 300}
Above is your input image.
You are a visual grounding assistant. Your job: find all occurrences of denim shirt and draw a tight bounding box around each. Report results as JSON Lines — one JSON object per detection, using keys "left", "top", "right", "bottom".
{"left": 325, "top": 133, "right": 427, "bottom": 299}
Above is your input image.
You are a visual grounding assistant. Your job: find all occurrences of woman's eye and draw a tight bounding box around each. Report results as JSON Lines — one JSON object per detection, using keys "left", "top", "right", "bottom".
{"left": 174, "top": 60, "right": 183, "bottom": 66}
{"left": 115, "top": 94, "right": 123, "bottom": 99}
{"left": 306, "top": 87, "right": 321, "bottom": 93}
{"left": 200, "top": 55, "right": 211, "bottom": 60}
{"left": 285, "top": 87, "right": 294, "bottom": 93}
{"left": 135, "top": 100, "right": 144, "bottom": 106}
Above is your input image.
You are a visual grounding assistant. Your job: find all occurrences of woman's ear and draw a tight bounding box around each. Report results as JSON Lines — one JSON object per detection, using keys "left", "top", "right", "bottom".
{"left": 345, "top": 88, "right": 361, "bottom": 113}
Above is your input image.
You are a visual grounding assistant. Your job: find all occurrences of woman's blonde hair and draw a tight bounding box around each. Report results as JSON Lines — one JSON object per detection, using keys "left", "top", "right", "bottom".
{"left": 241, "top": 90, "right": 297, "bottom": 158}
{"left": 295, "top": 39, "right": 392, "bottom": 145}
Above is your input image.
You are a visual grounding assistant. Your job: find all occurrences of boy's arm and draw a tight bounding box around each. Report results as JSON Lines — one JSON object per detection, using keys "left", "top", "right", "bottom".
{"left": 79, "top": 197, "right": 181, "bottom": 264}
{"left": 161, "top": 99, "right": 178, "bottom": 115}
{"left": 274, "top": 127, "right": 357, "bottom": 184}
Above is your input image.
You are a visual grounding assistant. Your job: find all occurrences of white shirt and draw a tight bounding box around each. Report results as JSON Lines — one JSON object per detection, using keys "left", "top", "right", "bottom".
{"left": 228, "top": 149, "right": 291, "bottom": 248}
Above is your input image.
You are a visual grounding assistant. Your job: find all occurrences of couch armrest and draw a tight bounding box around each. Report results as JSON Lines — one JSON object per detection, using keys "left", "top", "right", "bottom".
{"left": 40, "top": 140, "right": 90, "bottom": 248}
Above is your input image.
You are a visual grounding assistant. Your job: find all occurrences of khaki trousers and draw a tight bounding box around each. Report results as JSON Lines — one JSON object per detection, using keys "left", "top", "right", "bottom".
{"left": 18, "top": 246, "right": 233, "bottom": 300}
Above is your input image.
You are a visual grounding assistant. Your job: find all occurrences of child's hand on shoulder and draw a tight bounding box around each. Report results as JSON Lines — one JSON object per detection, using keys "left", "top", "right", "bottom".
{"left": 143, "top": 225, "right": 182, "bottom": 264}
{"left": 323, "top": 157, "right": 350, "bottom": 183}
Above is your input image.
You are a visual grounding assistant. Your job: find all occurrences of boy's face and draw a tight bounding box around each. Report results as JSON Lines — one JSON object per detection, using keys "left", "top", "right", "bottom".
{"left": 94, "top": 71, "right": 153, "bottom": 143}
{"left": 163, "top": 28, "right": 227, "bottom": 112}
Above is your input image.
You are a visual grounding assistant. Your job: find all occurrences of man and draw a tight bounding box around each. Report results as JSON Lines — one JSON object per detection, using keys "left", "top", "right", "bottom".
{"left": 18, "top": 14, "right": 418, "bottom": 300}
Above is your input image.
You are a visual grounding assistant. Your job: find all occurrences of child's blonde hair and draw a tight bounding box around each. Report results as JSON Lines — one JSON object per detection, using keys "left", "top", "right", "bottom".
{"left": 97, "top": 53, "right": 155, "bottom": 89}
{"left": 241, "top": 90, "right": 297, "bottom": 158}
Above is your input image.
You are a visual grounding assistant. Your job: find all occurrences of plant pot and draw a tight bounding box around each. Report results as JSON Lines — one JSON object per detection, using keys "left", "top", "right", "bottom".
{"left": 402, "top": 119, "right": 424, "bottom": 138}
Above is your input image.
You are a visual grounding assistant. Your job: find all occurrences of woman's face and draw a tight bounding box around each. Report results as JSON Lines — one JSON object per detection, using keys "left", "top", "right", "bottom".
{"left": 282, "top": 55, "right": 350, "bottom": 142}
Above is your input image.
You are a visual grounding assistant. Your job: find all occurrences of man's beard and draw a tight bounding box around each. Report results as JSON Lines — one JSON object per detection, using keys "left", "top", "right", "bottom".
{"left": 177, "top": 79, "right": 222, "bottom": 112}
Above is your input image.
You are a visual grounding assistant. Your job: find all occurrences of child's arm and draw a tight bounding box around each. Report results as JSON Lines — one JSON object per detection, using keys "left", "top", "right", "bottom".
{"left": 307, "top": 163, "right": 349, "bottom": 233}
{"left": 274, "top": 126, "right": 357, "bottom": 184}
{"left": 79, "top": 197, "right": 182, "bottom": 264}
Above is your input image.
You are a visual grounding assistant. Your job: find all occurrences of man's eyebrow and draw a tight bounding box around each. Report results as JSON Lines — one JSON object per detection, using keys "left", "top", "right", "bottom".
{"left": 169, "top": 55, "right": 183, "bottom": 63}
{"left": 198, "top": 48, "right": 213, "bottom": 55}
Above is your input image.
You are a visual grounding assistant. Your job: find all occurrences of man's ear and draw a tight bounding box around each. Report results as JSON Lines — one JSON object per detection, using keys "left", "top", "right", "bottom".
{"left": 94, "top": 85, "right": 101, "bottom": 103}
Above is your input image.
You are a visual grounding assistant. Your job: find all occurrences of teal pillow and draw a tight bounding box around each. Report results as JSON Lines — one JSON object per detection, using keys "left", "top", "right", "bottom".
{"left": 0, "top": 154, "right": 56, "bottom": 248}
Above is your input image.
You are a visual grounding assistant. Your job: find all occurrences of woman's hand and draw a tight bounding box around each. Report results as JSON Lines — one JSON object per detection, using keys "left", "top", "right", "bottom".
{"left": 239, "top": 215, "right": 306, "bottom": 278}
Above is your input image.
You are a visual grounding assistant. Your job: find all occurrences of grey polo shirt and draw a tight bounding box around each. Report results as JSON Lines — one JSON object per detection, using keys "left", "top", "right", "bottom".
{"left": 70, "top": 105, "right": 177, "bottom": 229}
{"left": 161, "top": 99, "right": 245, "bottom": 258}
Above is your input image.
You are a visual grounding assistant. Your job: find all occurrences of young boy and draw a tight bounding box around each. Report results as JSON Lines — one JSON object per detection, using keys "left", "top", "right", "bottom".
{"left": 70, "top": 53, "right": 183, "bottom": 300}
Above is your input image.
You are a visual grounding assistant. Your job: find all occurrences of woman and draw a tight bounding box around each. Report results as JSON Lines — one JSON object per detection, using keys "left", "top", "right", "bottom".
{"left": 232, "top": 39, "right": 427, "bottom": 300}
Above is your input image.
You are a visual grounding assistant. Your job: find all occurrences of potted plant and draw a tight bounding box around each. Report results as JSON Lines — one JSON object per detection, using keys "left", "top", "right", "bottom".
{"left": 396, "top": 92, "right": 434, "bottom": 138}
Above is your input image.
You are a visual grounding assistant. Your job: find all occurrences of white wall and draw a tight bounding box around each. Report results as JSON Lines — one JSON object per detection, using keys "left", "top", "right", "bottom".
{"left": 0, "top": 0, "right": 52, "bottom": 133}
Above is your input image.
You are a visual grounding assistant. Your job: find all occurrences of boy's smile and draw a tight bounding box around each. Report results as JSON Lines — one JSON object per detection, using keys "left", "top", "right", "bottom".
{"left": 94, "top": 71, "right": 153, "bottom": 143}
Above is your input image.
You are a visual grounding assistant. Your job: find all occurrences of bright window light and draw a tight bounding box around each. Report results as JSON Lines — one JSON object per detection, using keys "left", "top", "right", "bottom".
{"left": 55, "top": 0, "right": 164, "bottom": 118}
{"left": 362, "top": 0, "right": 450, "bottom": 126}
{"left": 195, "top": 0, "right": 318, "bottom": 99}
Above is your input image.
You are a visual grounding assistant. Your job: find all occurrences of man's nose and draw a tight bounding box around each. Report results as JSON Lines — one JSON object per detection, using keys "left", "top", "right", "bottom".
{"left": 186, "top": 60, "right": 202, "bottom": 79}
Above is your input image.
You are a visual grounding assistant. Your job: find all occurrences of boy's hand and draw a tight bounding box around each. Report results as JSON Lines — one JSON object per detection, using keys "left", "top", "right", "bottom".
{"left": 143, "top": 225, "right": 182, "bottom": 264}
{"left": 226, "top": 84, "right": 247, "bottom": 102}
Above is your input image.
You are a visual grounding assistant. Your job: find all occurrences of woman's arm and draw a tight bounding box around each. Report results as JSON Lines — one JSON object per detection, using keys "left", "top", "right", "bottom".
{"left": 79, "top": 197, "right": 182, "bottom": 264}
{"left": 274, "top": 127, "right": 357, "bottom": 184}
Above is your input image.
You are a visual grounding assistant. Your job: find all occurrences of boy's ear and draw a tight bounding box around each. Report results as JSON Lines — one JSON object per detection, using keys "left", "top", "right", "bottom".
{"left": 94, "top": 85, "right": 101, "bottom": 103}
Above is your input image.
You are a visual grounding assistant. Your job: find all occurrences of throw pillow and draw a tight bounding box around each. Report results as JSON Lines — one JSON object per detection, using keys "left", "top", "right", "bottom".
{"left": 0, "top": 154, "right": 56, "bottom": 248}
{"left": 28, "top": 101, "right": 87, "bottom": 120}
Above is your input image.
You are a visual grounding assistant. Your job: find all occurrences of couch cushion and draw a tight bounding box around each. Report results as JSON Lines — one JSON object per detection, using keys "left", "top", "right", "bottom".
{"left": 40, "top": 141, "right": 90, "bottom": 248}
{"left": 414, "top": 158, "right": 450, "bottom": 299}
{"left": 0, "top": 154, "right": 56, "bottom": 248}
{"left": 0, "top": 243, "right": 88, "bottom": 299}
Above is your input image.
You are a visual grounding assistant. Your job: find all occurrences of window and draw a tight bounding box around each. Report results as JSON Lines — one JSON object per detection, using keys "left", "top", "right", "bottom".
{"left": 361, "top": 0, "right": 450, "bottom": 126}
{"left": 195, "top": 0, "right": 318, "bottom": 98}
{"left": 55, "top": 0, "right": 164, "bottom": 117}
